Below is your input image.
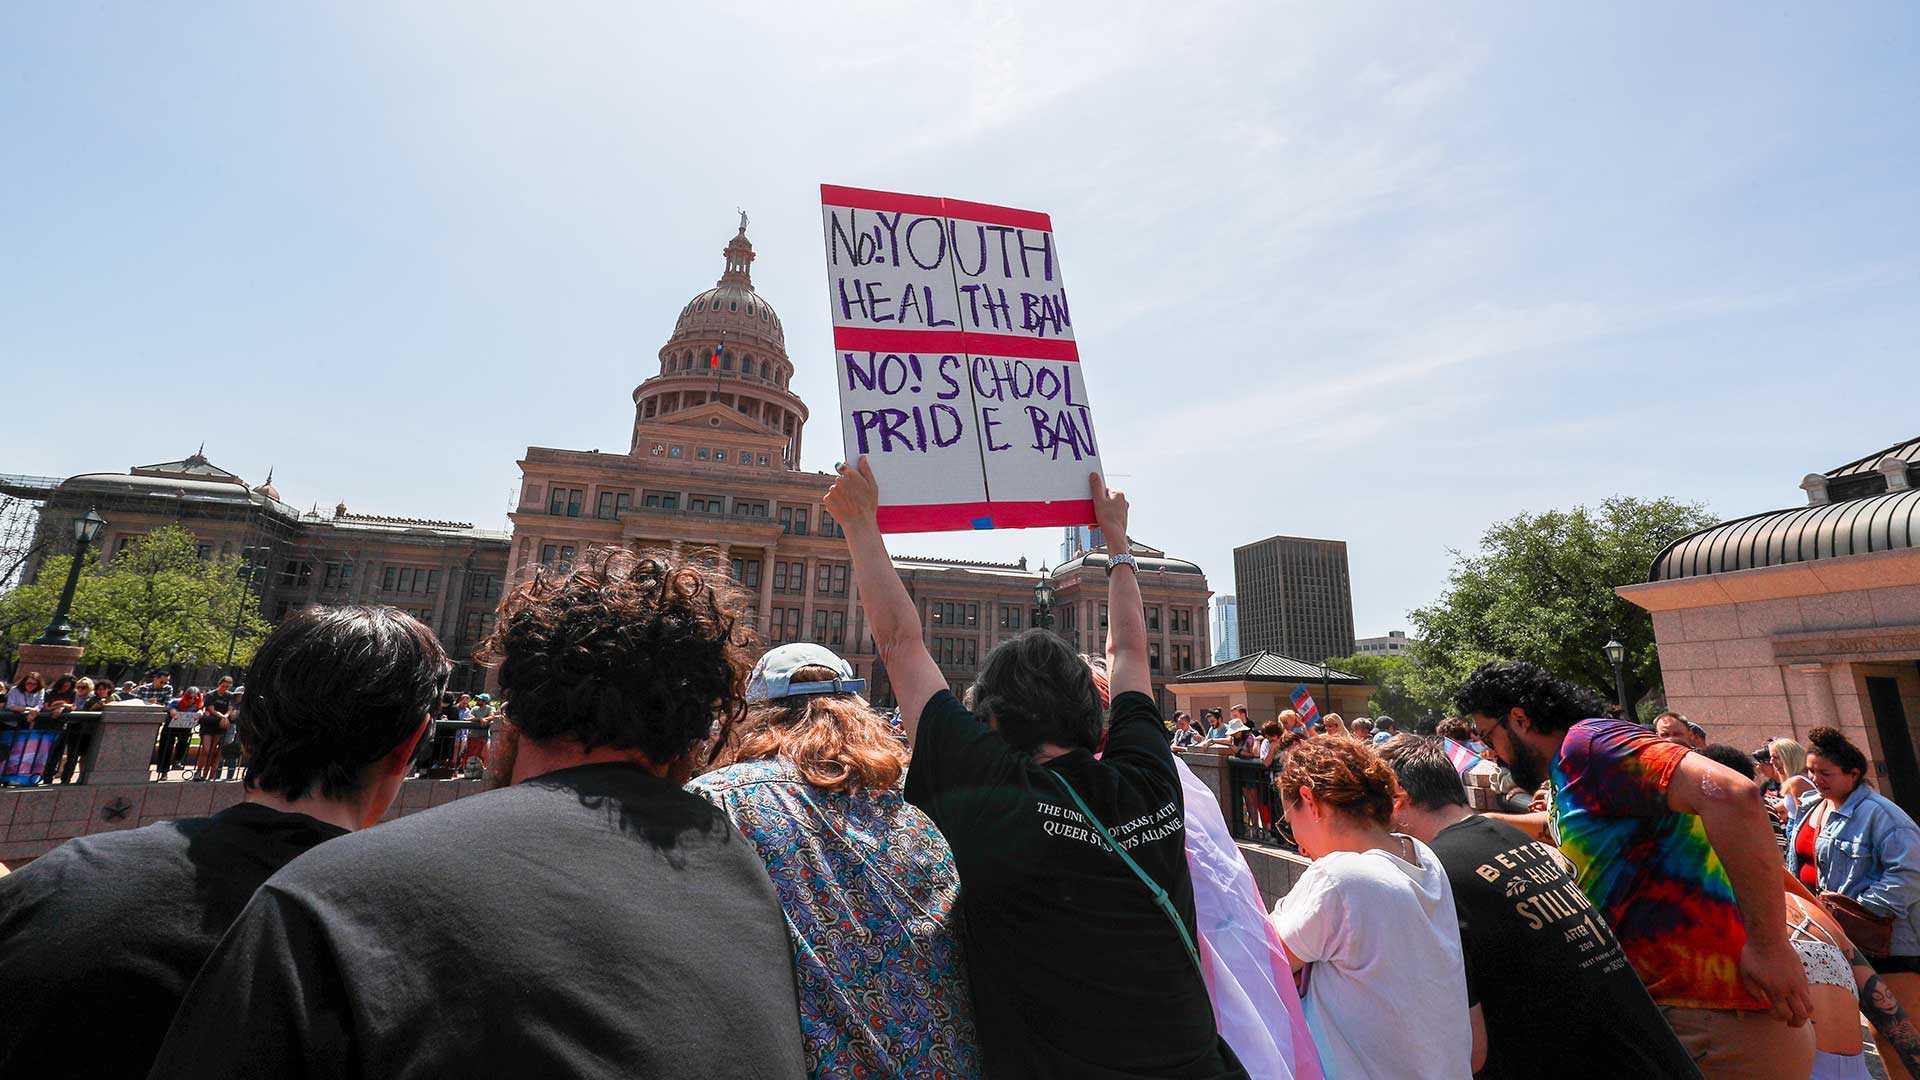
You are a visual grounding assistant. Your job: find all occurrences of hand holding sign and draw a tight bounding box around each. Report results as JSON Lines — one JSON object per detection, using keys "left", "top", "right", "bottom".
{"left": 821, "top": 184, "right": 1104, "bottom": 533}
{"left": 825, "top": 458, "right": 882, "bottom": 535}
{"left": 1089, "top": 471, "right": 1129, "bottom": 552}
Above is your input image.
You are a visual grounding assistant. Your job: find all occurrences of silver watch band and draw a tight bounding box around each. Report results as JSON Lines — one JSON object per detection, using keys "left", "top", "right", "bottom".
{"left": 1106, "top": 553, "right": 1138, "bottom": 577}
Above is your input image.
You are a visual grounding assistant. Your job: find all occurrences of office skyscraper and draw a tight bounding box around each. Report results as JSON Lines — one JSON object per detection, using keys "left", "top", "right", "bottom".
{"left": 1233, "top": 535, "right": 1355, "bottom": 663}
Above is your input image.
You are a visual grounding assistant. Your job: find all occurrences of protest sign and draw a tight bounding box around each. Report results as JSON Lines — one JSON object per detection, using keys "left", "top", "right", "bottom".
{"left": 820, "top": 184, "right": 1102, "bottom": 533}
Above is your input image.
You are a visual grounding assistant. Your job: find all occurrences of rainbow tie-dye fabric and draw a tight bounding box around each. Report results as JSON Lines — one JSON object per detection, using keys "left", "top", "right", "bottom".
{"left": 1548, "top": 719, "right": 1766, "bottom": 1010}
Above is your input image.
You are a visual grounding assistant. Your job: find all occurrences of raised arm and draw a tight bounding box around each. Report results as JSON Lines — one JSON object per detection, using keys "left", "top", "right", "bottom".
{"left": 824, "top": 458, "right": 945, "bottom": 745}
{"left": 1093, "top": 473, "right": 1151, "bottom": 701}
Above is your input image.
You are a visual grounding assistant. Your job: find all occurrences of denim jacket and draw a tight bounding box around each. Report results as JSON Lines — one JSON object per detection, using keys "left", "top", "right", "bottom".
{"left": 1787, "top": 784, "right": 1920, "bottom": 956}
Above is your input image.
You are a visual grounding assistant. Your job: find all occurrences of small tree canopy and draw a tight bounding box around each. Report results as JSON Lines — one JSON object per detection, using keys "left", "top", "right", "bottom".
{"left": 1408, "top": 496, "right": 1715, "bottom": 716}
{"left": 1, "top": 525, "right": 271, "bottom": 675}
{"left": 1321, "top": 652, "right": 1447, "bottom": 723}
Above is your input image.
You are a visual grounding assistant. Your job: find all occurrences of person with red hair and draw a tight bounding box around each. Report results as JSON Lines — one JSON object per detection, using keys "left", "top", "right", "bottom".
{"left": 1271, "top": 735, "right": 1473, "bottom": 1079}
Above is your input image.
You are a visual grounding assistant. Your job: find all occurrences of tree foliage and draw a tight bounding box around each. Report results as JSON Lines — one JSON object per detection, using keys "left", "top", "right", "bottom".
{"left": 0, "top": 525, "right": 271, "bottom": 676}
{"left": 1408, "top": 496, "right": 1716, "bottom": 715}
{"left": 1321, "top": 651, "right": 1448, "bottom": 723}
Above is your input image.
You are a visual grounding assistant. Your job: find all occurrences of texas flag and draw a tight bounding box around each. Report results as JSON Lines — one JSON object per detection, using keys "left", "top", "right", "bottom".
{"left": 709, "top": 345, "right": 723, "bottom": 369}
{"left": 1290, "top": 684, "right": 1320, "bottom": 727}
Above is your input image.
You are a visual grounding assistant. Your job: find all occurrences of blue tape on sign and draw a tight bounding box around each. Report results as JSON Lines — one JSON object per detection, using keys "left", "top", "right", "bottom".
{"left": 971, "top": 517, "right": 995, "bottom": 530}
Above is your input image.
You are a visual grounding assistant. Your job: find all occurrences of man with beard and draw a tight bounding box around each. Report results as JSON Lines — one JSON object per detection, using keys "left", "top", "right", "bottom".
{"left": 1454, "top": 661, "right": 1812, "bottom": 1080}
{"left": 149, "top": 549, "right": 807, "bottom": 1080}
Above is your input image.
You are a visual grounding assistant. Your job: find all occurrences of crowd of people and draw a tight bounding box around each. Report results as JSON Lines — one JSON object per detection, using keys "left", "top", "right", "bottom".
{"left": 1, "top": 461, "right": 1918, "bottom": 1079}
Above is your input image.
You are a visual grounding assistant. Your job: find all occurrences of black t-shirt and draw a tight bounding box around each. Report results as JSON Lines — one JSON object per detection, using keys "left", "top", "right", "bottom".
{"left": 205, "top": 689, "right": 234, "bottom": 717}
{"left": 146, "top": 762, "right": 808, "bottom": 1080}
{"left": 0, "top": 803, "right": 347, "bottom": 1080}
{"left": 905, "top": 689, "right": 1244, "bottom": 1079}
{"left": 1428, "top": 815, "right": 1701, "bottom": 1080}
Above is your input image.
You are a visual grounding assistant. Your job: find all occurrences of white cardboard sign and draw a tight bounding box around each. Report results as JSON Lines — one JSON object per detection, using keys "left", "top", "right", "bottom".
{"left": 820, "top": 184, "right": 1101, "bottom": 533}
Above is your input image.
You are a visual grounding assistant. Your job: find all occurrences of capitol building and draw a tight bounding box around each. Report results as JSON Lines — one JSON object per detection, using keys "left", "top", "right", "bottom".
{"left": 7, "top": 223, "right": 1212, "bottom": 707}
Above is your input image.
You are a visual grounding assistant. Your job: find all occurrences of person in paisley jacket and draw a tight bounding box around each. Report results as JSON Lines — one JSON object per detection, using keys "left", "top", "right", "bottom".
{"left": 689, "top": 642, "right": 980, "bottom": 1079}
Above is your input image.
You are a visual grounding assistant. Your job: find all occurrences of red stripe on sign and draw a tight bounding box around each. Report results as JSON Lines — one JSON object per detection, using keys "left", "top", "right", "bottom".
{"left": 832, "top": 327, "right": 1080, "bottom": 363}
{"left": 819, "top": 184, "right": 1053, "bottom": 232}
{"left": 833, "top": 327, "right": 971, "bottom": 355}
{"left": 964, "top": 332, "right": 1079, "bottom": 362}
{"left": 819, "top": 184, "right": 947, "bottom": 218}
{"left": 877, "top": 499, "right": 1097, "bottom": 534}
{"left": 941, "top": 197, "right": 1052, "bottom": 232}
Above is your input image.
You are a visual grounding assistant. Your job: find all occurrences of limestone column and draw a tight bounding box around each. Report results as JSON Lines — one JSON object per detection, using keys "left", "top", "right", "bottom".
{"left": 1793, "top": 663, "right": 1840, "bottom": 732}
{"left": 800, "top": 556, "right": 819, "bottom": 644}
{"left": 757, "top": 547, "right": 776, "bottom": 638}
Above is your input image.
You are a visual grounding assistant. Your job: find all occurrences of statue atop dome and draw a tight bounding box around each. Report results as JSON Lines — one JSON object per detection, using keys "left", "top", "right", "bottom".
{"left": 737, "top": 208, "right": 748, "bottom": 234}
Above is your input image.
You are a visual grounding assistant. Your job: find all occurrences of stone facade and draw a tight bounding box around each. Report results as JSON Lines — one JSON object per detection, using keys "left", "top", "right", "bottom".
{"left": 5, "top": 456, "right": 509, "bottom": 689}
{"left": 0, "top": 774, "right": 486, "bottom": 868}
{"left": 1622, "top": 435, "right": 1920, "bottom": 809}
{"left": 1621, "top": 546, "right": 1920, "bottom": 798}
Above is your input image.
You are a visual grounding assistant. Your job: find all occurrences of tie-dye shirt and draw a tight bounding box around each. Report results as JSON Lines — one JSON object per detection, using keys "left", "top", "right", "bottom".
{"left": 1548, "top": 718, "right": 1765, "bottom": 1010}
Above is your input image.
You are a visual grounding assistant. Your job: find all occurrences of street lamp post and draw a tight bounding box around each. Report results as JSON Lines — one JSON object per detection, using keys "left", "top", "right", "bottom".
{"left": 1604, "top": 638, "right": 1632, "bottom": 721}
{"left": 34, "top": 508, "right": 106, "bottom": 647}
{"left": 1321, "top": 659, "right": 1331, "bottom": 715}
{"left": 1033, "top": 563, "right": 1055, "bottom": 631}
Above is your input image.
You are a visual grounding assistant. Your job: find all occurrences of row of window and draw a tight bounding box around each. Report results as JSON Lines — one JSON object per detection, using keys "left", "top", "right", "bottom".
{"left": 272, "top": 560, "right": 496, "bottom": 603}
{"left": 933, "top": 637, "right": 979, "bottom": 668}
{"left": 539, "top": 484, "right": 840, "bottom": 537}
{"left": 767, "top": 607, "right": 812, "bottom": 644}
{"left": 662, "top": 347, "right": 790, "bottom": 388}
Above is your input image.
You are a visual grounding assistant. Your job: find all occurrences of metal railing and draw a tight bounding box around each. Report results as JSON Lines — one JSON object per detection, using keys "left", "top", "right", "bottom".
{"left": 0, "top": 710, "right": 101, "bottom": 787}
{"left": 1226, "top": 757, "right": 1295, "bottom": 851}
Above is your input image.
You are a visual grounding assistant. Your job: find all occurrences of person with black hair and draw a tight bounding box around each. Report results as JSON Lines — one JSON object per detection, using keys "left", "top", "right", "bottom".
{"left": 827, "top": 459, "right": 1245, "bottom": 1079}
{"left": 1788, "top": 725, "right": 1920, "bottom": 1079}
{"left": 150, "top": 549, "right": 807, "bottom": 1080}
{"left": 0, "top": 605, "right": 444, "bottom": 1080}
{"left": 1378, "top": 735, "right": 1701, "bottom": 1078}
{"left": 1454, "top": 660, "right": 1813, "bottom": 1079}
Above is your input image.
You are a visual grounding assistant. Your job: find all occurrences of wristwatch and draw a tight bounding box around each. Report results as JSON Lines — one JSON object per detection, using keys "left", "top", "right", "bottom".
{"left": 1106, "top": 552, "right": 1139, "bottom": 577}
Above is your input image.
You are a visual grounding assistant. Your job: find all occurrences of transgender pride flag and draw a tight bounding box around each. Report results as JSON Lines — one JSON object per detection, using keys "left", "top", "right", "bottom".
{"left": 1442, "top": 737, "right": 1485, "bottom": 777}
{"left": 1290, "top": 684, "right": 1320, "bottom": 727}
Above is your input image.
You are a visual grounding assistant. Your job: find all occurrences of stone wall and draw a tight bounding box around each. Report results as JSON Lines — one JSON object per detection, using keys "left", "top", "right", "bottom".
{"left": 1621, "top": 546, "right": 1920, "bottom": 791}
{"left": 0, "top": 776, "right": 486, "bottom": 868}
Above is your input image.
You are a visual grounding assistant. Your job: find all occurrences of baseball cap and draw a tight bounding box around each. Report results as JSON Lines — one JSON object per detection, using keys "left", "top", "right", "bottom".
{"left": 747, "top": 643, "right": 867, "bottom": 703}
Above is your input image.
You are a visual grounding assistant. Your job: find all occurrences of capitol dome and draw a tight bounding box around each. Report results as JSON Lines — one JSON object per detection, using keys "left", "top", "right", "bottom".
{"left": 631, "top": 218, "right": 810, "bottom": 465}
{"left": 668, "top": 221, "right": 786, "bottom": 354}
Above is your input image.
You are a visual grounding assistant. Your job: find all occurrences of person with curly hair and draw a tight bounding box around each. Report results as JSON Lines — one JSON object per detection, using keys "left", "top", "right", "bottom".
{"left": 0, "top": 605, "right": 445, "bottom": 1080}
{"left": 688, "top": 642, "right": 979, "bottom": 1078}
{"left": 1788, "top": 725, "right": 1920, "bottom": 1079}
{"left": 1454, "top": 660, "right": 1813, "bottom": 1079}
{"left": 147, "top": 549, "right": 808, "bottom": 1080}
{"left": 828, "top": 459, "right": 1248, "bottom": 1078}
{"left": 1269, "top": 734, "right": 1473, "bottom": 1078}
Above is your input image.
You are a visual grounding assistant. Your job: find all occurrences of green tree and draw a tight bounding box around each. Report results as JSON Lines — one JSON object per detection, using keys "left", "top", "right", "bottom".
{"left": 1408, "top": 496, "right": 1716, "bottom": 715}
{"left": 0, "top": 525, "right": 271, "bottom": 676}
{"left": 1322, "top": 651, "right": 1448, "bottom": 723}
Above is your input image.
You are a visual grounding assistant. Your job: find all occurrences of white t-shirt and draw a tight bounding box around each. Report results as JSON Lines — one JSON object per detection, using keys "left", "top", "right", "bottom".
{"left": 1270, "top": 837, "right": 1472, "bottom": 1080}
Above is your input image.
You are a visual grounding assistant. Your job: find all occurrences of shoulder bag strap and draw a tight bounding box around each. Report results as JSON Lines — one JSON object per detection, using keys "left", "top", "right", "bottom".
{"left": 1046, "top": 769, "right": 1203, "bottom": 977}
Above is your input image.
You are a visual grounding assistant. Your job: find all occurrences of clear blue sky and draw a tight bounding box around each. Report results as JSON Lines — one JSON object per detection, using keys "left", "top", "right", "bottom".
{"left": 4, "top": 3, "right": 1915, "bottom": 639}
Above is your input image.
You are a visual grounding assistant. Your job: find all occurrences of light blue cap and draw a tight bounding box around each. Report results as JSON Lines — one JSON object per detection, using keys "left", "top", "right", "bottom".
{"left": 747, "top": 643, "right": 867, "bottom": 703}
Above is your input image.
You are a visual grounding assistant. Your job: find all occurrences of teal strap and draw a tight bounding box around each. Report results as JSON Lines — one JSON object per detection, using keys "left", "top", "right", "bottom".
{"left": 1046, "top": 770, "right": 1204, "bottom": 977}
